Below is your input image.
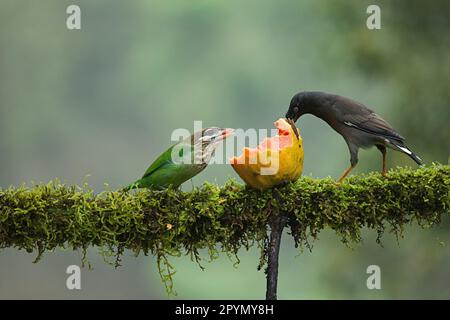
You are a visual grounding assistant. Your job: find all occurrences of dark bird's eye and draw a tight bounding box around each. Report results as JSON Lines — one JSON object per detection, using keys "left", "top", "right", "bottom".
{"left": 293, "top": 106, "right": 299, "bottom": 113}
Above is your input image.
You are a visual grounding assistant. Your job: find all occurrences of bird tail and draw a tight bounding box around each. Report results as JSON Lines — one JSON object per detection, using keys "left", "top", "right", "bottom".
{"left": 121, "top": 181, "right": 141, "bottom": 192}
{"left": 394, "top": 144, "right": 423, "bottom": 165}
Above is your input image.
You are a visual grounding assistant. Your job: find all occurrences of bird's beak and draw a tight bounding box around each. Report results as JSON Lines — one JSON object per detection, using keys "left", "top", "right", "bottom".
{"left": 217, "top": 128, "right": 234, "bottom": 141}
{"left": 285, "top": 111, "right": 299, "bottom": 122}
{"left": 285, "top": 110, "right": 294, "bottom": 121}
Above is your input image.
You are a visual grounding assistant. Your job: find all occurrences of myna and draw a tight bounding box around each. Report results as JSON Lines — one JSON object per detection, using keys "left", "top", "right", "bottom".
{"left": 285, "top": 91, "right": 422, "bottom": 182}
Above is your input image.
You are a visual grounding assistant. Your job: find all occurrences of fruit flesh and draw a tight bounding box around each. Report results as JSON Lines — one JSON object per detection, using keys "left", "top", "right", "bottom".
{"left": 230, "top": 118, "right": 304, "bottom": 190}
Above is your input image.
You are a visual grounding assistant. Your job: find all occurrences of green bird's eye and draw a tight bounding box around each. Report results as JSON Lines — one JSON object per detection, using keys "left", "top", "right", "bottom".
{"left": 203, "top": 128, "right": 219, "bottom": 140}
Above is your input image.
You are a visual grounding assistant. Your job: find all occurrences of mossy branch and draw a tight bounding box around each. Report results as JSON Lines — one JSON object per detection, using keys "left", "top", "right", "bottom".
{"left": 0, "top": 164, "right": 449, "bottom": 295}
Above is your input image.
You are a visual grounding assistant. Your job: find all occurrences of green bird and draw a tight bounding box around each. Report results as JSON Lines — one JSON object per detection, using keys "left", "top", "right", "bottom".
{"left": 123, "top": 127, "right": 234, "bottom": 191}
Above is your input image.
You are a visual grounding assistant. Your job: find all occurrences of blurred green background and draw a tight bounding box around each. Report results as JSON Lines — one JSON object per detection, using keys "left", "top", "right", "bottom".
{"left": 0, "top": 0, "right": 449, "bottom": 299}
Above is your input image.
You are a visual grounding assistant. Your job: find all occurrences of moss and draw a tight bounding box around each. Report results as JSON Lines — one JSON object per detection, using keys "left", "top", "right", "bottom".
{"left": 0, "top": 164, "right": 449, "bottom": 295}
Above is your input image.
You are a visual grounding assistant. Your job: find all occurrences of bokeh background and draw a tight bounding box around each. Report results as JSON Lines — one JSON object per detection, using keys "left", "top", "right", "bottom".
{"left": 0, "top": 0, "right": 449, "bottom": 299}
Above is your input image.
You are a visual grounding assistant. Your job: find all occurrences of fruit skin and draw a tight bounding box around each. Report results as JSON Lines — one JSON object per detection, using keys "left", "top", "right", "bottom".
{"left": 230, "top": 119, "right": 304, "bottom": 190}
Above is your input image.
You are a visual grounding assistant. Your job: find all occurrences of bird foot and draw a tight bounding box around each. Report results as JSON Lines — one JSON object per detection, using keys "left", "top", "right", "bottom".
{"left": 335, "top": 175, "right": 348, "bottom": 185}
{"left": 336, "top": 165, "right": 355, "bottom": 185}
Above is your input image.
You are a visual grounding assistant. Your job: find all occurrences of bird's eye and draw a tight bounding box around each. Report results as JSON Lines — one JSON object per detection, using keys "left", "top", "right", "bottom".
{"left": 293, "top": 106, "right": 299, "bottom": 113}
{"left": 202, "top": 128, "right": 219, "bottom": 141}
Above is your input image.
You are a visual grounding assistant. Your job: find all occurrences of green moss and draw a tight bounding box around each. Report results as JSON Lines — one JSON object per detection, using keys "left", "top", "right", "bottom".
{"left": 1, "top": 164, "right": 449, "bottom": 295}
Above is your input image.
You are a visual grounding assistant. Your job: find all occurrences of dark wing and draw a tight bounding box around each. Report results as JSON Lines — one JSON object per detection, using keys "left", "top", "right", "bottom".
{"left": 332, "top": 95, "right": 405, "bottom": 142}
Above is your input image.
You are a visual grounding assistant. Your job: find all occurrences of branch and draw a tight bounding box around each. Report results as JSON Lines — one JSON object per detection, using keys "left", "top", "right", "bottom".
{"left": 0, "top": 164, "right": 449, "bottom": 296}
{"left": 266, "top": 212, "right": 287, "bottom": 300}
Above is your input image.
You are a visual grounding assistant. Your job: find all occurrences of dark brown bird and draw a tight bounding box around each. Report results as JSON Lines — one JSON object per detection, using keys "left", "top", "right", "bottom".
{"left": 285, "top": 91, "right": 422, "bottom": 182}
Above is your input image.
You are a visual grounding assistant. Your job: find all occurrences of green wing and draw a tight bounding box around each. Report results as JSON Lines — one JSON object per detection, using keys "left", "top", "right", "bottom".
{"left": 141, "top": 140, "right": 195, "bottom": 177}
{"left": 122, "top": 144, "right": 177, "bottom": 191}
{"left": 123, "top": 140, "right": 205, "bottom": 191}
{"left": 139, "top": 160, "right": 205, "bottom": 189}
{"left": 141, "top": 144, "right": 176, "bottom": 179}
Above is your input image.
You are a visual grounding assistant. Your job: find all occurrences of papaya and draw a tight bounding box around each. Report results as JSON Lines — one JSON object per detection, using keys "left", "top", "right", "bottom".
{"left": 230, "top": 118, "right": 304, "bottom": 190}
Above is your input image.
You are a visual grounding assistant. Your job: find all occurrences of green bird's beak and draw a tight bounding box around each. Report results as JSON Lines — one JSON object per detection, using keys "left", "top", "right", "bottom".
{"left": 217, "top": 128, "right": 234, "bottom": 141}
{"left": 199, "top": 127, "right": 234, "bottom": 145}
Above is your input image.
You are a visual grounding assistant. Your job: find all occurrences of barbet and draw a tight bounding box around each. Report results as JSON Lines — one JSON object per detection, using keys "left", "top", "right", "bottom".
{"left": 123, "top": 127, "right": 234, "bottom": 190}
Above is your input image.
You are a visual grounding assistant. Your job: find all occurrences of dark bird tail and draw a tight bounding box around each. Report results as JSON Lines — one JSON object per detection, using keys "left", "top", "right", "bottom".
{"left": 408, "top": 151, "right": 423, "bottom": 165}
{"left": 394, "top": 144, "right": 423, "bottom": 165}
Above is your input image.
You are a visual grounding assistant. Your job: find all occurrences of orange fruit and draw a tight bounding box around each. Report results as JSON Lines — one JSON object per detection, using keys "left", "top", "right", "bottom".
{"left": 230, "top": 118, "right": 304, "bottom": 190}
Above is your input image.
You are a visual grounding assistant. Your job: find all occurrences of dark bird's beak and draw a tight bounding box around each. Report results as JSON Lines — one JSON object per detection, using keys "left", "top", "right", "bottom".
{"left": 285, "top": 110, "right": 294, "bottom": 121}
{"left": 285, "top": 108, "right": 301, "bottom": 122}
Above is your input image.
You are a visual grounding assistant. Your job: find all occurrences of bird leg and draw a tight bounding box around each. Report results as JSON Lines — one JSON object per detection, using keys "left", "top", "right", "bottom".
{"left": 376, "top": 145, "right": 387, "bottom": 177}
{"left": 337, "top": 164, "right": 356, "bottom": 183}
{"left": 339, "top": 142, "right": 359, "bottom": 184}
{"left": 381, "top": 151, "right": 387, "bottom": 177}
